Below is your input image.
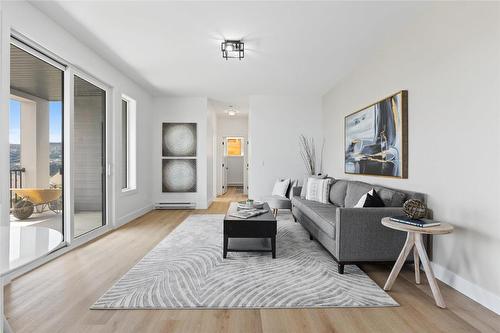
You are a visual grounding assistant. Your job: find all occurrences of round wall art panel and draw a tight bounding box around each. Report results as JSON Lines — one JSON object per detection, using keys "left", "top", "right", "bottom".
{"left": 162, "top": 123, "right": 197, "bottom": 157}
{"left": 162, "top": 159, "right": 197, "bottom": 192}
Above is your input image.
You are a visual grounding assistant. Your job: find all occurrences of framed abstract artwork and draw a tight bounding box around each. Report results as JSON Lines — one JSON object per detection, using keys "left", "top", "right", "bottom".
{"left": 344, "top": 91, "right": 408, "bottom": 178}
{"left": 162, "top": 122, "right": 197, "bottom": 192}
{"left": 162, "top": 159, "right": 197, "bottom": 193}
{"left": 162, "top": 123, "right": 197, "bottom": 157}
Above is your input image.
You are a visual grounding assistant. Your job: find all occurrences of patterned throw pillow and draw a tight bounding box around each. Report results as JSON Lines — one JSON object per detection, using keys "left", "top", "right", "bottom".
{"left": 300, "top": 174, "right": 328, "bottom": 198}
{"left": 305, "top": 178, "right": 332, "bottom": 203}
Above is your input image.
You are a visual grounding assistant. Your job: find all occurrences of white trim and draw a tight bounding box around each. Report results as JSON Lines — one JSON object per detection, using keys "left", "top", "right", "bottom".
{"left": 431, "top": 262, "right": 500, "bottom": 315}
{"left": 206, "top": 198, "right": 214, "bottom": 209}
{"left": 70, "top": 69, "right": 111, "bottom": 241}
{"left": 10, "top": 33, "right": 66, "bottom": 71}
{"left": 115, "top": 204, "right": 153, "bottom": 227}
{"left": 120, "top": 94, "right": 137, "bottom": 192}
{"left": 120, "top": 188, "right": 138, "bottom": 197}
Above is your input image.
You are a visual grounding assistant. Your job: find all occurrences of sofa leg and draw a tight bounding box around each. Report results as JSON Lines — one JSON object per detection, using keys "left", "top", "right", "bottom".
{"left": 309, "top": 233, "right": 314, "bottom": 241}
{"left": 338, "top": 263, "right": 344, "bottom": 274}
{"left": 292, "top": 213, "right": 297, "bottom": 222}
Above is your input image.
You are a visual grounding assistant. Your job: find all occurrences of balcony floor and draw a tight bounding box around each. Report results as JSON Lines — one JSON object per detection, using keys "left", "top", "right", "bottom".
{"left": 10, "top": 210, "right": 103, "bottom": 238}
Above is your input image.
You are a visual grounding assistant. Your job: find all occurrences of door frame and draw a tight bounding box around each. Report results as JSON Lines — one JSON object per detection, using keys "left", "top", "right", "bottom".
{"left": 2, "top": 32, "right": 113, "bottom": 281}
{"left": 66, "top": 68, "right": 111, "bottom": 243}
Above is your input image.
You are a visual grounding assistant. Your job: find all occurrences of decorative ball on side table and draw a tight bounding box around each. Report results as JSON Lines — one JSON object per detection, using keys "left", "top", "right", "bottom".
{"left": 403, "top": 199, "right": 427, "bottom": 219}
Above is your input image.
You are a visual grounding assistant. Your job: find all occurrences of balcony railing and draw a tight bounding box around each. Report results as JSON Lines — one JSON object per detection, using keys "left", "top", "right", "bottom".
{"left": 10, "top": 168, "right": 25, "bottom": 208}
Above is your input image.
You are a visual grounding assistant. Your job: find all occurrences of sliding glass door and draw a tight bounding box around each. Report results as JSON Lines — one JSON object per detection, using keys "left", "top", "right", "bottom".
{"left": 73, "top": 75, "right": 106, "bottom": 237}
{"left": 8, "top": 40, "right": 65, "bottom": 267}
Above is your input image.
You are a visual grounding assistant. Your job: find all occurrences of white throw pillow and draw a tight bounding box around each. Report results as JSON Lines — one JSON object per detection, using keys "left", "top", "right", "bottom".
{"left": 354, "top": 189, "right": 375, "bottom": 208}
{"left": 272, "top": 178, "right": 291, "bottom": 197}
{"left": 305, "top": 178, "right": 332, "bottom": 203}
{"left": 300, "top": 174, "right": 328, "bottom": 198}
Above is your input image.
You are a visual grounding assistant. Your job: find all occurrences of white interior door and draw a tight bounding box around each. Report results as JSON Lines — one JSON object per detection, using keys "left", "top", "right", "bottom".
{"left": 222, "top": 154, "right": 228, "bottom": 195}
{"left": 243, "top": 139, "right": 248, "bottom": 194}
{"left": 217, "top": 138, "right": 228, "bottom": 195}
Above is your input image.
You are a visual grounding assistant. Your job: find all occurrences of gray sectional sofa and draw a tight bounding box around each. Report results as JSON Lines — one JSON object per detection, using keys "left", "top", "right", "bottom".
{"left": 292, "top": 179, "right": 427, "bottom": 274}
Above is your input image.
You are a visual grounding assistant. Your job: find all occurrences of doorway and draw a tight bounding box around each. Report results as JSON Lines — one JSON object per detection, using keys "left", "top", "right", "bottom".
{"left": 72, "top": 75, "right": 107, "bottom": 237}
{"left": 215, "top": 115, "right": 248, "bottom": 196}
{"left": 8, "top": 40, "right": 65, "bottom": 267}
{"left": 6, "top": 37, "right": 110, "bottom": 271}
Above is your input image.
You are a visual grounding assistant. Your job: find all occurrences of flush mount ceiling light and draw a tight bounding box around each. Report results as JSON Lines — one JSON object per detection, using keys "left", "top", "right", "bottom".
{"left": 221, "top": 40, "right": 244, "bottom": 60}
{"left": 224, "top": 106, "right": 239, "bottom": 116}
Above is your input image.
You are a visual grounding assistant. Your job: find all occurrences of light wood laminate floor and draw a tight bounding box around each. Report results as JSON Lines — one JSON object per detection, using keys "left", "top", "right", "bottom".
{"left": 5, "top": 186, "right": 500, "bottom": 332}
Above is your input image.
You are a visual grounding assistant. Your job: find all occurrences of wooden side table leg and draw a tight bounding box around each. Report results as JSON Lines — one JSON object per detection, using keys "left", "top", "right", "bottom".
{"left": 415, "top": 233, "right": 446, "bottom": 308}
{"left": 384, "top": 232, "right": 415, "bottom": 291}
{"left": 414, "top": 246, "right": 421, "bottom": 284}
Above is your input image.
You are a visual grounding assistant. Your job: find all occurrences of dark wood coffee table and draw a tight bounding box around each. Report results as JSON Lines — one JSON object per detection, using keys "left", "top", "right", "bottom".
{"left": 223, "top": 202, "right": 277, "bottom": 258}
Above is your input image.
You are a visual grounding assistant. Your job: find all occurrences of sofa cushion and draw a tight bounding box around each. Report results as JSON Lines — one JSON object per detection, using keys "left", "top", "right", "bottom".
{"left": 373, "top": 186, "right": 407, "bottom": 207}
{"left": 344, "top": 181, "right": 373, "bottom": 208}
{"left": 292, "top": 197, "right": 337, "bottom": 238}
{"left": 263, "top": 195, "right": 292, "bottom": 210}
{"left": 329, "top": 179, "right": 348, "bottom": 207}
{"left": 344, "top": 181, "right": 408, "bottom": 208}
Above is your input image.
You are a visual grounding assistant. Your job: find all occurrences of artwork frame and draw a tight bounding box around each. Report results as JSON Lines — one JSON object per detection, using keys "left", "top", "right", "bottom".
{"left": 162, "top": 122, "right": 197, "bottom": 157}
{"left": 162, "top": 158, "right": 197, "bottom": 193}
{"left": 344, "top": 90, "right": 408, "bottom": 178}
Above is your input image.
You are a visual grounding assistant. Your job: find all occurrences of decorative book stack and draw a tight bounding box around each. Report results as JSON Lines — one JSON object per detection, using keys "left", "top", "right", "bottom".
{"left": 390, "top": 216, "right": 440, "bottom": 228}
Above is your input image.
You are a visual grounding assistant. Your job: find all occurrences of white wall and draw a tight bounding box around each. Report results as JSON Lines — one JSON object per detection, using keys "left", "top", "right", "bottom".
{"left": 1, "top": 0, "right": 154, "bottom": 229}
{"left": 217, "top": 116, "right": 248, "bottom": 138}
{"left": 206, "top": 101, "right": 216, "bottom": 205}
{"left": 322, "top": 2, "right": 500, "bottom": 313}
{"left": 151, "top": 97, "right": 211, "bottom": 209}
{"left": 248, "top": 96, "right": 322, "bottom": 200}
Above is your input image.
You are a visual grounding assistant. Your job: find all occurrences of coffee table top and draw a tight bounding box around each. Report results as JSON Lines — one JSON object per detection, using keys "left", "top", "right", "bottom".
{"left": 224, "top": 202, "right": 276, "bottom": 222}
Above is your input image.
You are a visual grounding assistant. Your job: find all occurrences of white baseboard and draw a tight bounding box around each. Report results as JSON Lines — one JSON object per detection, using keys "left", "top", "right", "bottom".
{"left": 115, "top": 204, "right": 154, "bottom": 227}
{"left": 432, "top": 262, "right": 500, "bottom": 315}
{"left": 206, "top": 198, "right": 214, "bottom": 209}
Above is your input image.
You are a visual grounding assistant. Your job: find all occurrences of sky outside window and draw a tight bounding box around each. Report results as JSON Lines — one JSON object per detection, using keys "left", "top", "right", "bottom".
{"left": 9, "top": 99, "right": 21, "bottom": 144}
{"left": 9, "top": 99, "right": 62, "bottom": 144}
{"left": 49, "top": 101, "right": 62, "bottom": 143}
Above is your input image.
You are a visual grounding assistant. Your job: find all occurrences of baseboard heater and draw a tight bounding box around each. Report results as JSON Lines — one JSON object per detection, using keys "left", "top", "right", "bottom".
{"left": 155, "top": 202, "right": 196, "bottom": 210}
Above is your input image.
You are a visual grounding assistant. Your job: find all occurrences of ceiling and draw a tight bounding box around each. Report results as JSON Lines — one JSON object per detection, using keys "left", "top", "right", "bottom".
{"left": 10, "top": 44, "right": 63, "bottom": 101}
{"left": 31, "top": 1, "right": 428, "bottom": 104}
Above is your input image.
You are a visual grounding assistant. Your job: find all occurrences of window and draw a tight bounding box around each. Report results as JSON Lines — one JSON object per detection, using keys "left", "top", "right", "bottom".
{"left": 121, "top": 95, "right": 136, "bottom": 191}
{"left": 225, "top": 137, "right": 244, "bottom": 156}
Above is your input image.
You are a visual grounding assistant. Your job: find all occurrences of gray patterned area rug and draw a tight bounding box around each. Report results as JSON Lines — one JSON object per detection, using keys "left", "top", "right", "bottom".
{"left": 92, "top": 214, "right": 398, "bottom": 309}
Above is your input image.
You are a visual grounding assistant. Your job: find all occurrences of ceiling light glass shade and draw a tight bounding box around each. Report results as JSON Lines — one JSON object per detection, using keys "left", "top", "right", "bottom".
{"left": 221, "top": 40, "right": 244, "bottom": 60}
{"left": 224, "top": 106, "right": 239, "bottom": 116}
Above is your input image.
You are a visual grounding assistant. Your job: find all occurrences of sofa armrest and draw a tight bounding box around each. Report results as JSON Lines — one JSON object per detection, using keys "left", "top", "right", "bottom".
{"left": 335, "top": 207, "right": 407, "bottom": 262}
{"left": 292, "top": 186, "right": 302, "bottom": 198}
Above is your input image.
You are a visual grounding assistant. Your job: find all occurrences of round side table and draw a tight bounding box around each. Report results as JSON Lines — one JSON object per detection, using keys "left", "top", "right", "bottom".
{"left": 381, "top": 217, "right": 454, "bottom": 308}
